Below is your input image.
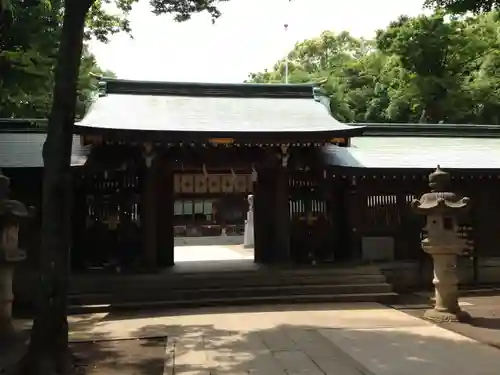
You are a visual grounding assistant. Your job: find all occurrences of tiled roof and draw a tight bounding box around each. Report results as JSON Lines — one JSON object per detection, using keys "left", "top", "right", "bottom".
{"left": 76, "top": 79, "right": 362, "bottom": 139}
{"left": 0, "top": 133, "right": 88, "bottom": 168}
{"left": 78, "top": 94, "right": 354, "bottom": 133}
{"left": 324, "top": 137, "right": 500, "bottom": 169}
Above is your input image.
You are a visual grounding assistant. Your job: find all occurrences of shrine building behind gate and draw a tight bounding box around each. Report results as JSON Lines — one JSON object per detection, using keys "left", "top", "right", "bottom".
{"left": 72, "top": 78, "right": 362, "bottom": 268}
{"left": 2, "top": 78, "right": 500, "bottom": 293}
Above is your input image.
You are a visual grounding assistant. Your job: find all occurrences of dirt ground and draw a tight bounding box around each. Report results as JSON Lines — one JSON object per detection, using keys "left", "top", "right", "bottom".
{"left": 390, "top": 291, "right": 500, "bottom": 349}
{"left": 71, "top": 338, "right": 166, "bottom": 375}
{"left": 0, "top": 336, "right": 166, "bottom": 375}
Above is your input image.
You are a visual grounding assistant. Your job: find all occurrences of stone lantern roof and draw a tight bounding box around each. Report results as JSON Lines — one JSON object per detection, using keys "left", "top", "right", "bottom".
{"left": 411, "top": 165, "right": 471, "bottom": 216}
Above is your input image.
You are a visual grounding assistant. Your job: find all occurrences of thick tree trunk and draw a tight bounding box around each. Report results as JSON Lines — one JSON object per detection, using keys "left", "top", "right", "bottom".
{"left": 16, "top": 1, "right": 93, "bottom": 374}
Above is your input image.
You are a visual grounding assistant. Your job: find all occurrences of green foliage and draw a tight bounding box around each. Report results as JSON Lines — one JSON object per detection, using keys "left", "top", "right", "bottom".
{"left": 149, "top": 0, "right": 228, "bottom": 22}
{"left": 0, "top": 0, "right": 122, "bottom": 119}
{"left": 424, "top": 0, "right": 499, "bottom": 14}
{"left": 247, "top": 10, "right": 500, "bottom": 124}
{"left": 0, "top": 0, "right": 228, "bottom": 119}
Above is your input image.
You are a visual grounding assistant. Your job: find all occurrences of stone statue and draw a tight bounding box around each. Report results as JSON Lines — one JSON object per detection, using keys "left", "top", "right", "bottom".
{"left": 411, "top": 166, "right": 471, "bottom": 322}
{"left": 248, "top": 194, "right": 254, "bottom": 212}
{"left": 0, "top": 173, "right": 28, "bottom": 338}
{"left": 243, "top": 194, "right": 254, "bottom": 248}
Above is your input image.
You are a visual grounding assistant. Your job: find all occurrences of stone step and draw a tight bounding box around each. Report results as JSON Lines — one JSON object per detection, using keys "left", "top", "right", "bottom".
{"left": 14, "top": 265, "right": 393, "bottom": 313}
{"left": 68, "top": 292, "right": 399, "bottom": 314}
{"left": 68, "top": 283, "right": 394, "bottom": 306}
{"left": 68, "top": 274, "right": 388, "bottom": 294}
{"left": 67, "top": 264, "right": 385, "bottom": 285}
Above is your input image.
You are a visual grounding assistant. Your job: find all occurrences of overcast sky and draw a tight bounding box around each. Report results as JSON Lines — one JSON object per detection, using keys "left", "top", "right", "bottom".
{"left": 88, "top": 0, "right": 427, "bottom": 83}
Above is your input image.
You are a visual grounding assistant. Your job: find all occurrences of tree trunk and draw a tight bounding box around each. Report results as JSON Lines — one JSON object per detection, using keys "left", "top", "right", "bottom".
{"left": 16, "top": 1, "right": 93, "bottom": 374}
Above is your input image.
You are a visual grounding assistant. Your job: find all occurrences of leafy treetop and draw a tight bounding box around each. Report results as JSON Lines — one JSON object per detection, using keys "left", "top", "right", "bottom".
{"left": 0, "top": 0, "right": 229, "bottom": 119}
{"left": 424, "top": 0, "right": 498, "bottom": 13}
{"left": 248, "top": 10, "right": 500, "bottom": 125}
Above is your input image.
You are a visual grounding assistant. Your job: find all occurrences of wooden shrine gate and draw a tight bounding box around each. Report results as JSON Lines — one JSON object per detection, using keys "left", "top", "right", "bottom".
{"left": 72, "top": 168, "right": 142, "bottom": 270}
{"left": 349, "top": 170, "right": 500, "bottom": 284}
{"left": 288, "top": 169, "right": 336, "bottom": 263}
{"left": 349, "top": 171, "right": 428, "bottom": 263}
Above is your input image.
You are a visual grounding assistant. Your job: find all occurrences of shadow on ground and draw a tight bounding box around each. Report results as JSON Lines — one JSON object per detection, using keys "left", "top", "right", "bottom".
{"left": 69, "top": 302, "right": 500, "bottom": 374}
{"left": 76, "top": 321, "right": 500, "bottom": 374}
{"left": 7, "top": 298, "right": 500, "bottom": 375}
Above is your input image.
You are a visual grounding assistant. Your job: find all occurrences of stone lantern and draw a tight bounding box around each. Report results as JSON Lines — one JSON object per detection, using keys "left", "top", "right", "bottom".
{"left": 411, "top": 166, "right": 471, "bottom": 323}
{"left": 0, "top": 172, "right": 28, "bottom": 338}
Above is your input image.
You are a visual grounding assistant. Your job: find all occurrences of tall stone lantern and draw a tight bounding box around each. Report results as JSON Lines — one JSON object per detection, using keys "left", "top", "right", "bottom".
{"left": 411, "top": 166, "right": 471, "bottom": 323}
{"left": 0, "top": 172, "right": 28, "bottom": 338}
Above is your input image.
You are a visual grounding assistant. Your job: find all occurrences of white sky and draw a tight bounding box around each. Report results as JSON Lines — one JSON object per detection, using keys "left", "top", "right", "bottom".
{"left": 88, "top": 0, "right": 427, "bottom": 83}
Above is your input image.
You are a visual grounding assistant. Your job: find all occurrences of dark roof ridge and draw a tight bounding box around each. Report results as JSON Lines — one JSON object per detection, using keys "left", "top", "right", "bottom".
{"left": 356, "top": 122, "right": 500, "bottom": 138}
{"left": 0, "top": 118, "right": 48, "bottom": 133}
{"left": 98, "top": 78, "right": 318, "bottom": 99}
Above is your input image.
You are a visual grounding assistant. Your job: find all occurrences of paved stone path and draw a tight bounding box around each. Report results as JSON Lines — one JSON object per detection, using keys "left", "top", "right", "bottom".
{"left": 174, "top": 245, "right": 253, "bottom": 263}
{"left": 65, "top": 302, "right": 500, "bottom": 375}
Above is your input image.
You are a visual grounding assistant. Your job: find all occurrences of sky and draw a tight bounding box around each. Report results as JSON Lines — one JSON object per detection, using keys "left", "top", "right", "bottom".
{"left": 88, "top": 0, "right": 427, "bottom": 83}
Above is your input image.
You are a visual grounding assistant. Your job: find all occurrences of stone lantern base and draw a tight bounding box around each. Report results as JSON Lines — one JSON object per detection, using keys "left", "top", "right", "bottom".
{"left": 422, "top": 243, "right": 471, "bottom": 323}
{"left": 423, "top": 307, "right": 471, "bottom": 323}
{"left": 0, "top": 264, "right": 15, "bottom": 339}
{"left": 0, "top": 248, "right": 26, "bottom": 341}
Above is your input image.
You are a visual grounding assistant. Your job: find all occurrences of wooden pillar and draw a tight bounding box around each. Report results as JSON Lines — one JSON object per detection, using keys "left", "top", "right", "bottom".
{"left": 70, "top": 174, "right": 87, "bottom": 271}
{"left": 253, "top": 166, "right": 276, "bottom": 264}
{"left": 156, "top": 159, "right": 174, "bottom": 267}
{"left": 347, "top": 173, "right": 362, "bottom": 262}
{"left": 322, "top": 167, "right": 336, "bottom": 261}
{"left": 141, "top": 152, "right": 158, "bottom": 270}
{"left": 273, "top": 149, "right": 291, "bottom": 264}
{"left": 272, "top": 145, "right": 292, "bottom": 264}
{"left": 333, "top": 173, "right": 352, "bottom": 261}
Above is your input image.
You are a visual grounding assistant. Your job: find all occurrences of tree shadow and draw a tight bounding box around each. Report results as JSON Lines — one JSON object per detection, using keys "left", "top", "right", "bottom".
{"left": 7, "top": 301, "right": 500, "bottom": 375}
{"left": 121, "top": 320, "right": 500, "bottom": 375}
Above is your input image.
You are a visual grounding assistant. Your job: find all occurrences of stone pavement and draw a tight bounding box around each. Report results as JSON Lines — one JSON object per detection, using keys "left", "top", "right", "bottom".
{"left": 174, "top": 245, "right": 253, "bottom": 263}
{"left": 62, "top": 302, "right": 500, "bottom": 375}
